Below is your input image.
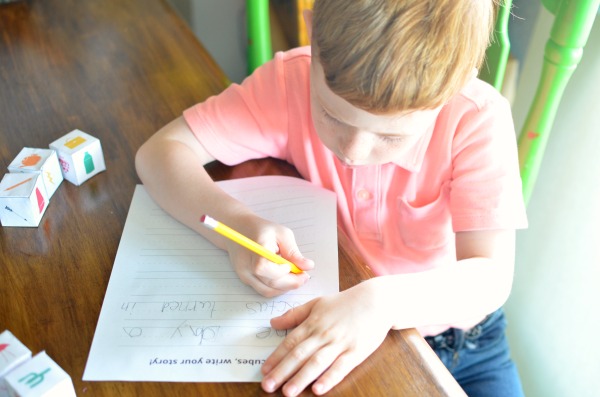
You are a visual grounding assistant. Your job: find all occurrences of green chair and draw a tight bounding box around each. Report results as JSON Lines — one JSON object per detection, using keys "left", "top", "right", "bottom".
{"left": 518, "top": 0, "right": 599, "bottom": 204}
{"left": 482, "top": 0, "right": 600, "bottom": 204}
{"left": 246, "top": 0, "right": 600, "bottom": 204}
{"left": 479, "top": 0, "right": 514, "bottom": 92}
{"left": 246, "top": 0, "right": 272, "bottom": 75}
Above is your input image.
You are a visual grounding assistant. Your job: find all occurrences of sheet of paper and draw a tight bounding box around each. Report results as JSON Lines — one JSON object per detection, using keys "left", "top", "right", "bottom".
{"left": 83, "top": 176, "right": 338, "bottom": 382}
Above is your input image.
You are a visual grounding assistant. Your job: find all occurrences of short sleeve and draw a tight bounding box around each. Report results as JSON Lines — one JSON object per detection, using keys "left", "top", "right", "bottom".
{"left": 450, "top": 93, "right": 528, "bottom": 231}
{"left": 183, "top": 52, "right": 291, "bottom": 165}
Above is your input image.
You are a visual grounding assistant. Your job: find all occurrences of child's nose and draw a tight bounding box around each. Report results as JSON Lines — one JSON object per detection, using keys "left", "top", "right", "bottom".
{"left": 338, "top": 131, "right": 373, "bottom": 162}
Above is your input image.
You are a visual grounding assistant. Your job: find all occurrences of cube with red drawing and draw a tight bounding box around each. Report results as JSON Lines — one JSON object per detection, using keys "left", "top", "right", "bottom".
{"left": 49, "top": 129, "right": 106, "bottom": 186}
{"left": 7, "top": 148, "right": 63, "bottom": 198}
{"left": 0, "top": 330, "right": 32, "bottom": 396}
{"left": 0, "top": 173, "right": 49, "bottom": 227}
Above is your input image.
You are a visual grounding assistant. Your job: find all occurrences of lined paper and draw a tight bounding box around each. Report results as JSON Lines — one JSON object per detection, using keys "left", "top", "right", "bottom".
{"left": 83, "top": 176, "right": 339, "bottom": 382}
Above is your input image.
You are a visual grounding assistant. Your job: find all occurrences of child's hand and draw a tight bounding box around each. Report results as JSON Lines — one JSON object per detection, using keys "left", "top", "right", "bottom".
{"left": 260, "top": 279, "right": 393, "bottom": 396}
{"left": 224, "top": 218, "right": 314, "bottom": 297}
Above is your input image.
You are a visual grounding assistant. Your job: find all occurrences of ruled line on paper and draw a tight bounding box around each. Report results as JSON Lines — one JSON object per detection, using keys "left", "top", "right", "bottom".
{"left": 84, "top": 176, "right": 339, "bottom": 382}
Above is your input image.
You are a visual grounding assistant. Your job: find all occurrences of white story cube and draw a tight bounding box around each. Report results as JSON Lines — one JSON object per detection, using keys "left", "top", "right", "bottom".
{"left": 49, "top": 129, "right": 106, "bottom": 186}
{"left": 4, "top": 352, "right": 75, "bottom": 397}
{"left": 0, "top": 331, "right": 32, "bottom": 397}
{"left": 7, "top": 148, "right": 63, "bottom": 198}
{"left": 0, "top": 174, "right": 49, "bottom": 227}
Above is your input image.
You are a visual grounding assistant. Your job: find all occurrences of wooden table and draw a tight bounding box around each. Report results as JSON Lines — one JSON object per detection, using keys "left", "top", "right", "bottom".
{"left": 0, "top": 0, "right": 465, "bottom": 395}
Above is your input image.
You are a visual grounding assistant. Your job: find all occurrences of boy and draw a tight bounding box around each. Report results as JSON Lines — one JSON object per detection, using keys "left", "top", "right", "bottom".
{"left": 136, "top": 0, "right": 527, "bottom": 395}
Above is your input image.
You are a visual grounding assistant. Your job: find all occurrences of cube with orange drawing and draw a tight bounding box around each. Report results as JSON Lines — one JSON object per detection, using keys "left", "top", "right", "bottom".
{"left": 49, "top": 129, "right": 106, "bottom": 186}
{"left": 7, "top": 148, "right": 63, "bottom": 198}
{"left": 0, "top": 173, "right": 49, "bottom": 227}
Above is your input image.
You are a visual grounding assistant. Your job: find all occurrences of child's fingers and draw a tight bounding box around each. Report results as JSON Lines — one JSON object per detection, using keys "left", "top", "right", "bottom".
{"left": 261, "top": 324, "right": 316, "bottom": 392}
{"left": 263, "top": 337, "right": 327, "bottom": 395}
{"left": 261, "top": 302, "right": 316, "bottom": 372}
{"left": 250, "top": 258, "right": 310, "bottom": 294}
{"left": 294, "top": 255, "right": 315, "bottom": 271}
{"left": 282, "top": 343, "right": 343, "bottom": 396}
{"left": 262, "top": 311, "right": 353, "bottom": 396}
{"left": 241, "top": 277, "right": 302, "bottom": 298}
{"left": 281, "top": 250, "right": 315, "bottom": 272}
{"left": 254, "top": 258, "right": 294, "bottom": 279}
{"left": 240, "top": 273, "right": 308, "bottom": 298}
{"left": 276, "top": 230, "right": 315, "bottom": 271}
{"left": 259, "top": 272, "right": 311, "bottom": 294}
{"left": 311, "top": 351, "right": 357, "bottom": 395}
{"left": 229, "top": 246, "right": 309, "bottom": 297}
{"left": 270, "top": 299, "right": 315, "bottom": 330}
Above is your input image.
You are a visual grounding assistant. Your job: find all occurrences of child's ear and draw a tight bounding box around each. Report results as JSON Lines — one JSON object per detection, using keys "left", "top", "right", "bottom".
{"left": 303, "top": 9, "right": 313, "bottom": 43}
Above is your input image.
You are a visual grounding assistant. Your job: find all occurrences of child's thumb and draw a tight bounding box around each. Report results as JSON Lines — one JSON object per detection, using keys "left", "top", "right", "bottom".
{"left": 280, "top": 243, "right": 315, "bottom": 271}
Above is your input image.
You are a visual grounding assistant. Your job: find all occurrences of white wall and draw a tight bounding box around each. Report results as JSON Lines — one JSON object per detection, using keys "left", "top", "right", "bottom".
{"left": 169, "top": 0, "right": 248, "bottom": 83}
{"left": 506, "top": 8, "right": 600, "bottom": 397}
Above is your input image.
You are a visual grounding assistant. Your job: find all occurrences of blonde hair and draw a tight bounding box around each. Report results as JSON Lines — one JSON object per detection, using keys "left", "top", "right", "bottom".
{"left": 312, "top": 0, "right": 497, "bottom": 112}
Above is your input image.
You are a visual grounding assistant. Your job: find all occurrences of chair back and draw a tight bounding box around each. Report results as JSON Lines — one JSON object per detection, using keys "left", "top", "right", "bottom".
{"left": 247, "top": 0, "right": 272, "bottom": 74}
{"left": 479, "top": 0, "right": 514, "bottom": 91}
{"left": 514, "top": 0, "right": 599, "bottom": 203}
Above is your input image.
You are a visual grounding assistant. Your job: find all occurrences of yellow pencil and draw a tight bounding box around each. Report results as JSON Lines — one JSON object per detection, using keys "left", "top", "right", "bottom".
{"left": 200, "top": 215, "right": 303, "bottom": 274}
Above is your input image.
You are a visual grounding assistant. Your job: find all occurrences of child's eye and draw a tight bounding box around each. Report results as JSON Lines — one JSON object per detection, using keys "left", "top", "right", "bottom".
{"left": 378, "top": 134, "right": 406, "bottom": 144}
{"left": 321, "top": 109, "right": 342, "bottom": 125}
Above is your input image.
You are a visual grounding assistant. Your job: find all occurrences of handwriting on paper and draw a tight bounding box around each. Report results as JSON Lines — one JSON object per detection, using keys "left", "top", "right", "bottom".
{"left": 84, "top": 177, "right": 339, "bottom": 382}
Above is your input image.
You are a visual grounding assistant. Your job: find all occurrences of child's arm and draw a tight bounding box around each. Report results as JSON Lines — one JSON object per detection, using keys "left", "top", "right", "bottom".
{"left": 261, "top": 228, "right": 515, "bottom": 396}
{"left": 135, "top": 117, "right": 313, "bottom": 297}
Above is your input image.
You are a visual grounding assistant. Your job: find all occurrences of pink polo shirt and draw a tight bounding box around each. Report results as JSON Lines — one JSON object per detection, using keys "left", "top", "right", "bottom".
{"left": 184, "top": 46, "right": 527, "bottom": 278}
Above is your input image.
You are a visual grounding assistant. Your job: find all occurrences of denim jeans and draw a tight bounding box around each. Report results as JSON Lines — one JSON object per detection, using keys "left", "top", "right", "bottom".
{"left": 424, "top": 308, "right": 524, "bottom": 397}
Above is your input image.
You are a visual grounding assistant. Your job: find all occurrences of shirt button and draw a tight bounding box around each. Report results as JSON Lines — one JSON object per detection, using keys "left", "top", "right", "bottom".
{"left": 356, "top": 189, "right": 372, "bottom": 201}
